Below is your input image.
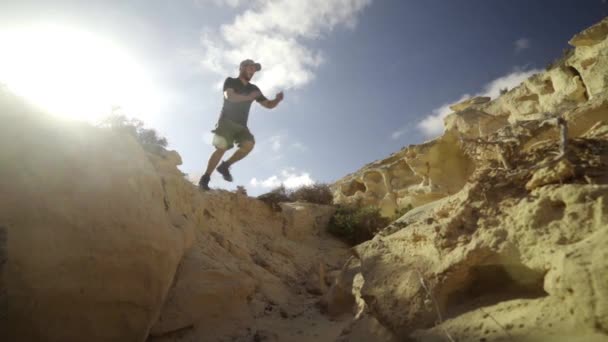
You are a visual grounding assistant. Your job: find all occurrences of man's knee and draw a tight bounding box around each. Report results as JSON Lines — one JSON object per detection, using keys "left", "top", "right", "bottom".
{"left": 213, "top": 147, "right": 227, "bottom": 155}
{"left": 240, "top": 140, "right": 255, "bottom": 152}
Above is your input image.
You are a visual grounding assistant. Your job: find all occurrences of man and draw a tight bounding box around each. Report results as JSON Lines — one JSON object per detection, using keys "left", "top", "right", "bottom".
{"left": 199, "top": 59, "right": 284, "bottom": 190}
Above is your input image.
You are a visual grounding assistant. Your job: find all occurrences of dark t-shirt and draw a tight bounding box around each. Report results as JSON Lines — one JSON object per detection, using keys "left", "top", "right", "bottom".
{"left": 219, "top": 77, "right": 267, "bottom": 126}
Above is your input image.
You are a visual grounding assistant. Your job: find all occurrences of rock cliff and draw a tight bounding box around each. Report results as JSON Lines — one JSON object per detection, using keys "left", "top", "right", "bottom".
{"left": 1, "top": 16, "right": 607, "bottom": 342}
{"left": 327, "top": 17, "right": 608, "bottom": 341}
{"left": 331, "top": 17, "right": 608, "bottom": 219}
{"left": 0, "top": 93, "right": 351, "bottom": 341}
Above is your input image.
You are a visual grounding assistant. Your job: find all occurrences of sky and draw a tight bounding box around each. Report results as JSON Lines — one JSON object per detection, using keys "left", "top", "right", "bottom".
{"left": 1, "top": 0, "right": 606, "bottom": 195}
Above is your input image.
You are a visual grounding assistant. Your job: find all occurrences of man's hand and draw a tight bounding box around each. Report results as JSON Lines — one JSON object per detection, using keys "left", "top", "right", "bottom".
{"left": 260, "top": 91, "right": 285, "bottom": 109}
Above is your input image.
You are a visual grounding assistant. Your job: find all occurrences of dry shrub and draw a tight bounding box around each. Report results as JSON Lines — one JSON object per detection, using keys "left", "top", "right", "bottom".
{"left": 99, "top": 113, "right": 168, "bottom": 153}
{"left": 290, "top": 183, "right": 333, "bottom": 205}
{"left": 257, "top": 185, "right": 290, "bottom": 211}
{"left": 328, "top": 205, "right": 390, "bottom": 245}
{"left": 257, "top": 183, "right": 333, "bottom": 210}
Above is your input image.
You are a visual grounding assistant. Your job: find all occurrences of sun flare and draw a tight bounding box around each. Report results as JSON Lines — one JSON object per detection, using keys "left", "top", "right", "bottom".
{"left": 0, "top": 24, "right": 163, "bottom": 122}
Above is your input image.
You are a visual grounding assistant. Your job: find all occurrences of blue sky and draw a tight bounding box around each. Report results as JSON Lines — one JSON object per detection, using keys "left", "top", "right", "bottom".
{"left": 1, "top": 0, "right": 606, "bottom": 194}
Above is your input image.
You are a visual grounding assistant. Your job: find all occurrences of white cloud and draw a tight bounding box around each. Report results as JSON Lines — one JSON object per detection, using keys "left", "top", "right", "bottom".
{"left": 479, "top": 68, "right": 541, "bottom": 98}
{"left": 415, "top": 67, "right": 542, "bottom": 138}
{"left": 259, "top": 133, "right": 308, "bottom": 155}
{"left": 391, "top": 124, "right": 418, "bottom": 140}
{"left": 250, "top": 175, "right": 281, "bottom": 188}
{"left": 194, "top": 0, "right": 247, "bottom": 8}
{"left": 250, "top": 167, "right": 314, "bottom": 189}
{"left": 291, "top": 142, "right": 308, "bottom": 151}
{"left": 199, "top": 0, "right": 373, "bottom": 93}
{"left": 416, "top": 94, "right": 470, "bottom": 138}
{"left": 391, "top": 130, "right": 405, "bottom": 140}
{"left": 269, "top": 134, "right": 282, "bottom": 151}
{"left": 514, "top": 38, "right": 530, "bottom": 53}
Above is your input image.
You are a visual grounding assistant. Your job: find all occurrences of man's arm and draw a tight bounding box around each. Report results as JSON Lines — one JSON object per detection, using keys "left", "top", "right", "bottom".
{"left": 260, "top": 91, "right": 284, "bottom": 109}
{"left": 224, "top": 88, "right": 260, "bottom": 102}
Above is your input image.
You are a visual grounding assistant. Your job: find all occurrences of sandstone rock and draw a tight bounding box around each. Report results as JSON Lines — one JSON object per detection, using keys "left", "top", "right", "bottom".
{"left": 332, "top": 132, "right": 474, "bottom": 217}
{"left": 0, "top": 108, "right": 193, "bottom": 341}
{"left": 331, "top": 20, "right": 608, "bottom": 339}
{"left": 321, "top": 257, "right": 360, "bottom": 317}
{"left": 148, "top": 244, "right": 256, "bottom": 339}
{"left": 333, "top": 127, "right": 608, "bottom": 340}
{"left": 0, "top": 92, "right": 351, "bottom": 342}
{"left": 279, "top": 202, "right": 336, "bottom": 240}
{"left": 525, "top": 158, "right": 575, "bottom": 190}
{"left": 337, "top": 314, "right": 398, "bottom": 342}
{"left": 481, "top": 18, "right": 607, "bottom": 125}
{"left": 333, "top": 17, "right": 608, "bottom": 220}
{"left": 569, "top": 16, "right": 608, "bottom": 47}
{"left": 444, "top": 108, "right": 509, "bottom": 138}
{"left": 448, "top": 96, "right": 491, "bottom": 112}
{"left": 337, "top": 180, "right": 608, "bottom": 340}
{"left": 564, "top": 89, "right": 608, "bottom": 138}
{"left": 147, "top": 190, "right": 350, "bottom": 341}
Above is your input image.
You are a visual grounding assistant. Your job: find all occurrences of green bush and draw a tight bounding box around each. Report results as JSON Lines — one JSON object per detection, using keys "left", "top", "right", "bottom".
{"left": 257, "top": 183, "right": 334, "bottom": 210}
{"left": 257, "top": 185, "right": 290, "bottom": 211}
{"left": 392, "top": 204, "right": 414, "bottom": 221}
{"left": 99, "top": 113, "right": 168, "bottom": 152}
{"left": 290, "top": 183, "right": 333, "bottom": 205}
{"left": 328, "top": 205, "right": 390, "bottom": 245}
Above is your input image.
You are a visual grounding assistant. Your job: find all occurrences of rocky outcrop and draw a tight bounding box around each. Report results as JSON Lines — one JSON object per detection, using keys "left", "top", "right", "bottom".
{"left": 0, "top": 99, "right": 195, "bottom": 341}
{"left": 147, "top": 188, "right": 348, "bottom": 342}
{"left": 328, "top": 17, "right": 608, "bottom": 341}
{"left": 331, "top": 17, "right": 608, "bottom": 219}
{"left": 0, "top": 93, "right": 350, "bottom": 341}
{"left": 331, "top": 132, "right": 475, "bottom": 218}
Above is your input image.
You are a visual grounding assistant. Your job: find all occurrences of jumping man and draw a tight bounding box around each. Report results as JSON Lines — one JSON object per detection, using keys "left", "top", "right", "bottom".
{"left": 199, "top": 59, "right": 284, "bottom": 190}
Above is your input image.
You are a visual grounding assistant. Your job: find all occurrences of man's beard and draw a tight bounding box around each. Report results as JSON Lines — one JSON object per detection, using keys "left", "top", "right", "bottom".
{"left": 240, "top": 71, "right": 252, "bottom": 81}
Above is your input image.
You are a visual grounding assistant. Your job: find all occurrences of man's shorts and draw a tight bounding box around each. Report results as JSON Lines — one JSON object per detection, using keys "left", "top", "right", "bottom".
{"left": 211, "top": 119, "right": 255, "bottom": 150}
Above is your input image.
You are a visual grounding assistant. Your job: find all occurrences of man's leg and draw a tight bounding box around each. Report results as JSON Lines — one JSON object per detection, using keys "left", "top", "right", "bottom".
{"left": 216, "top": 140, "right": 254, "bottom": 182}
{"left": 199, "top": 147, "right": 226, "bottom": 190}
{"left": 225, "top": 140, "right": 255, "bottom": 165}
{"left": 206, "top": 147, "right": 227, "bottom": 175}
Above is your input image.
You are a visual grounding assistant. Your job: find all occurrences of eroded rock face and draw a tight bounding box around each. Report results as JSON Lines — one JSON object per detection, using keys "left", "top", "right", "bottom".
{"left": 330, "top": 18, "right": 608, "bottom": 341}
{"left": 330, "top": 117, "right": 608, "bottom": 339}
{"left": 0, "top": 100, "right": 194, "bottom": 341}
{"left": 148, "top": 190, "right": 348, "bottom": 342}
{"left": 0, "top": 94, "right": 350, "bottom": 342}
{"left": 569, "top": 17, "right": 608, "bottom": 97}
{"left": 332, "top": 18, "right": 608, "bottom": 218}
{"left": 332, "top": 132, "right": 475, "bottom": 218}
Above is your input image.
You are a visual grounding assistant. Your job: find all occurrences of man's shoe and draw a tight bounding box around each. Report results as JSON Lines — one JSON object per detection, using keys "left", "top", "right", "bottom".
{"left": 198, "top": 174, "right": 210, "bottom": 190}
{"left": 216, "top": 161, "right": 233, "bottom": 182}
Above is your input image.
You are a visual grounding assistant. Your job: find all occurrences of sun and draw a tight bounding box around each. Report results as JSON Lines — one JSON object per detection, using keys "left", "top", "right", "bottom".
{"left": 0, "top": 23, "right": 163, "bottom": 122}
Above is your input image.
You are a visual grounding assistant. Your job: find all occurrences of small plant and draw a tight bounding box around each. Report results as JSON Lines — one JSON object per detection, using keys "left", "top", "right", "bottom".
{"left": 392, "top": 204, "right": 414, "bottom": 220}
{"left": 235, "top": 185, "right": 248, "bottom": 196}
{"left": 257, "top": 185, "right": 290, "bottom": 211}
{"left": 499, "top": 87, "right": 509, "bottom": 95}
{"left": 257, "top": 183, "right": 334, "bottom": 210}
{"left": 99, "top": 111, "right": 168, "bottom": 152}
{"left": 290, "top": 183, "right": 333, "bottom": 205}
{"left": 328, "top": 205, "right": 390, "bottom": 245}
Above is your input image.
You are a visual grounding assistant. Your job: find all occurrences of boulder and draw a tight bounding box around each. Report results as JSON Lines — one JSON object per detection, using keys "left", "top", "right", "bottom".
{"left": 0, "top": 108, "right": 193, "bottom": 341}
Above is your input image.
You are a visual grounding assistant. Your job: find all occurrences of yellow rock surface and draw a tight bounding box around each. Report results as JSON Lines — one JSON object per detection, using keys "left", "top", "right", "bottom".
{"left": 0, "top": 93, "right": 350, "bottom": 342}
{"left": 330, "top": 17, "right": 608, "bottom": 341}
